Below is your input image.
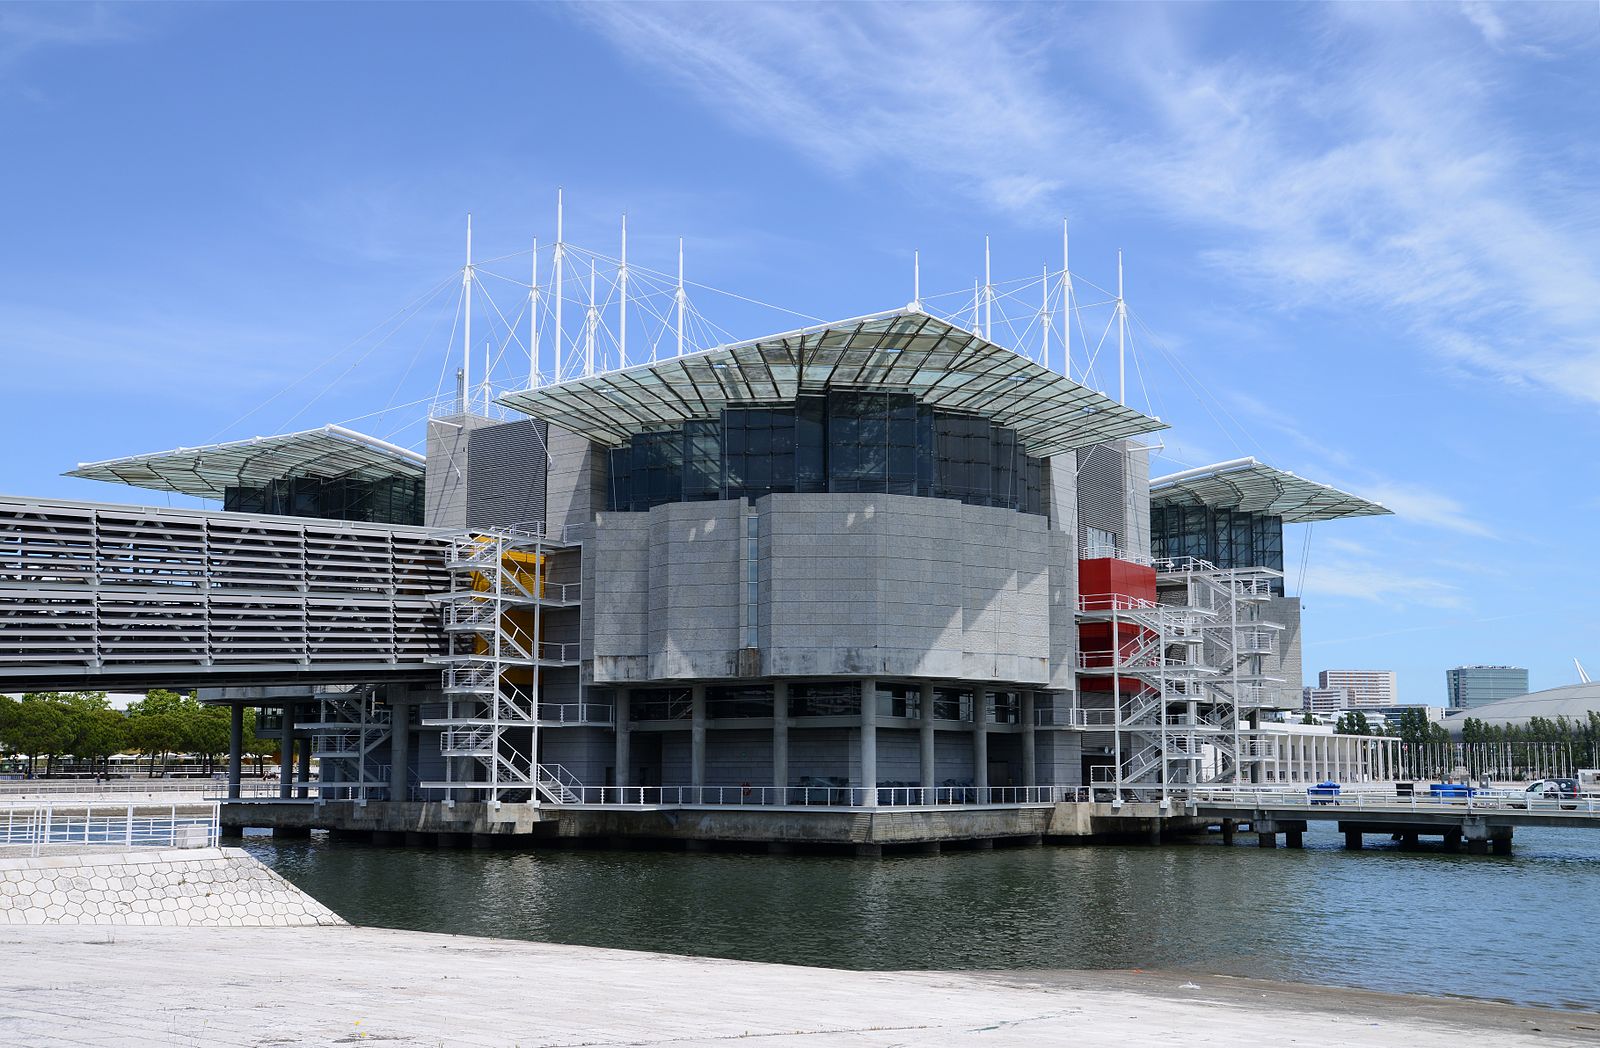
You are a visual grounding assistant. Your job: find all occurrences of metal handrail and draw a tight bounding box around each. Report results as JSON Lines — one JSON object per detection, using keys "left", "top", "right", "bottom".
{"left": 0, "top": 800, "right": 219, "bottom": 854}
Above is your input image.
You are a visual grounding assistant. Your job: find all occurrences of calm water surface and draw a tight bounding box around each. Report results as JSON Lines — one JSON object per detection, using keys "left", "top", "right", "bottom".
{"left": 246, "top": 825, "right": 1600, "bottom": 1012}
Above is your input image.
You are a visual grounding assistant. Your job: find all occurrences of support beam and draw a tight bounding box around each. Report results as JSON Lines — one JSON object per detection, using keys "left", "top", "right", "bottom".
{"left": 973, "top": 690, "right": 989, "bottom": 795}
{"left": 1220, "top": 819, "right": 1235, "bottom": 845}
{"left": 1257, "top": 832, "right": 1277, "bottom": 849}
{"left": 296, "top": 736, "right": 311, "bottom": 801}
{"left": 277, "top": 703, "right": 294, "bottom": 801}
{"left": 614, "top": 689, "right": 632, "bottom": 790}
{"left": 772, "top": 681, "right": 789, "bottom": 798}
{"left": 227, "top": 704, "right": 243, "bottom": 802}
{"left": 860, "top": 679, "right": 877, "bottom": 806}
{"left": 690, "top": 684, "right": 706, "bottom": 792}
{"left": 919, "top": 682, "right": 936, "bottom": 797}
{"left": 1020, "top": 691, "right": 1036, "bottom": 789}
{"left": 1344, "top": 829, "right": 1363, "bottom": 851}
{"left": 390, "top": 696, "right": 411, "bottom": 802}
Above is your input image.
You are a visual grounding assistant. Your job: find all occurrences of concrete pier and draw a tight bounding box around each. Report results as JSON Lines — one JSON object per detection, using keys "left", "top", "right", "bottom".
{"left": 1, "top": 925, "right": 1588, "bottom": 1047}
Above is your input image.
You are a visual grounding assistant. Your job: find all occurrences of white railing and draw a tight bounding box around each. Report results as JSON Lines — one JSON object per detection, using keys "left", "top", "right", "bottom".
{"left": 439, "top": 728, "right": 496, "bottom": 755}
{"left": 549, "top": 784, "right": 1092, "bottom": 808}
{"left": 0, "top": 801, "right": 220, "bottom": 855}
{"left": 1077, "top": 592, "right": 1160, "bottom": 613}
{"left": 1080, "top": 544, "right": 1153, "bottom": 565}
{"left": 1035, "top": 707, "right": 1117, "bottom": 728}
{"left": 0, "top": 778, "right": 240, "bottom": 799}
{"left": 536, "top": 703, "right": 614, "bottom": 725}
{"left": 1188, "top": 785, "right": 1600, "bottom": 817}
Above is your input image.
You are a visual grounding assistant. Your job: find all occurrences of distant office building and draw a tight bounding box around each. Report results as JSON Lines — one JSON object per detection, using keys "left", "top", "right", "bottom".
{"left": 1446, "top": 665, "right": 1529, "bottom": 710}
{"left": 1316, "top": 670, "right": 1397, "bottom": 709}
{"left": 1302, "top": 687, "right": 1353, "bottom": 715}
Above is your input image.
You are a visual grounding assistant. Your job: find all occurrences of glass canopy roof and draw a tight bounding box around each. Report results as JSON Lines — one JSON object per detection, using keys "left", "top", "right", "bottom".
{"left": 65, "top": 424, "right": 425, "bottom": 499}
{"left": 498, "top": 309, "right": 1166, "bottom": 458}
{"left": 1150, "top": 457, "right": 1391, "bottom": 523}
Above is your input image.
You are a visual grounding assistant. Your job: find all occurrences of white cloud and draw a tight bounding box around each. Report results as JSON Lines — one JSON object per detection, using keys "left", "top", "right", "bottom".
{"left": 1358, "top": 483, "right": 1495, "bottom": 540}
{"left": 0, "top": 4, "right": 143, "bottom": 69}
{"left": 577, "top": 3, "right": 1600, "bottom": 406}
{"left": 1300, "top": 559, "right": 1466, "bottom": 611}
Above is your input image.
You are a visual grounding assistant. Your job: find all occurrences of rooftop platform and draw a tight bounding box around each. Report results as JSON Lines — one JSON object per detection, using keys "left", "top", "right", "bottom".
{"left": 1151, "top": 457, "right": 1391, "bottom": 523}
{"left": 499, "top": 309, "right": 1167, "bottom": 458}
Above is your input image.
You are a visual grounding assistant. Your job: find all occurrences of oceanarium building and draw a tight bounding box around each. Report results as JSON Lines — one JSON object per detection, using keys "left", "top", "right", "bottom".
{"left": 1, "top": 306, "right": 1397, "bottom": 838}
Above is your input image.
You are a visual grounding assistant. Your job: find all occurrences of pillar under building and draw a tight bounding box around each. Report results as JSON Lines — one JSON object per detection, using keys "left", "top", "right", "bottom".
{"left": 860, "top": 679, "right": 877, "bottom": 806}
{"left": 614, "top": 688, "right": 631, "bottom": 792}
{"left": 772, "top": 682, "right": 789, "bottom": 799}
{"left": 918, "top": 683, "right": 935, "bottom": 799}
{"left": 227, "top": 704, "right": 243, "bottom": 801}
{"left": 690, "top": 684, "right": 707, "bottom": 793}
{"left": 277, "top": 702, "right": 294, "bottom": 800}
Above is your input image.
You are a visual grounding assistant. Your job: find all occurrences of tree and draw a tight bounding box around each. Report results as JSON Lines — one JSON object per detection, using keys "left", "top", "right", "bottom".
{"left": 1300, "top": 711, "right": 1317, "bottom": 726}
{"left": 125, "top": 689, "right": 196, "bottom": 776}
{"left": 2, "top": 698, "right": 71, "bottom": 777}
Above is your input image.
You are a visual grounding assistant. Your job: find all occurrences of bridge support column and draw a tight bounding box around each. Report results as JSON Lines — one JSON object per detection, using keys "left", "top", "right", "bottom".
{"left": 1221, "top": 819, "right": 1235, "bottom": 845}
{"left": 1257, "top": 832, "right": 1277, "bottom": 849}
{"left": 1344, "top": 830, "right": 1363, "bottom": 850}
{"left": 614, "top": 689, "right": 631, "bottom": 791}
{"left": 690, "top": 685, "right": 707, "bottom": 794}
{"left": 772, "top": 682, "right": 788, "bottom": 798}
{"left": 919, "top": 683, "right": 936, "bottom": 798}
{"left": 860, "top": 679, "right": 877, "bottom": 807}
{"left": 973, "top": 689, "right": 989, "bottom": 798}
{"left": 278, "top": 703, "right": 294, "bottom": 800}
{"left": 1284, "top": 827, "right": 1303, "bottom": 849}
{"left": 296, "top": 736, "right": 311, "bottom": 800}
{"left": 1491, "top": 832, "right": 1513, "bottom": 856}
{"left": 1466, "top": 838, "right": 1489, "bottom": 855}
{"left": 227, "top": 704, "right": 243, "bottom": 801}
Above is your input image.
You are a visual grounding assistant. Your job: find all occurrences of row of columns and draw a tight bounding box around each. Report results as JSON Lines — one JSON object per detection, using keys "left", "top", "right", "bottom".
{"left": 612, "top": 679, "right": 1041, "bottom": 799}
{"left": 1272, "top": 732, "right": 1401, "bottom": 783}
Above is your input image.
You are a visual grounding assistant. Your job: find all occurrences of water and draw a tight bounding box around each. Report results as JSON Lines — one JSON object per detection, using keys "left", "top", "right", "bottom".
{"left": 245, "top": 824, "right": 1600, "bottom": 1012}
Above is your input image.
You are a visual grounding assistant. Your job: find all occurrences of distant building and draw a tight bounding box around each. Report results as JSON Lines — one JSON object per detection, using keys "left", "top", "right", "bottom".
{"left": 1317, "top": 670, "right": 1397, "bottom": 709}
{"left": 1446, "top": 665, "right": 1529, "bottom": 710}
{"left": 1302, "top": 687, "right": 1352, "bottom": 715}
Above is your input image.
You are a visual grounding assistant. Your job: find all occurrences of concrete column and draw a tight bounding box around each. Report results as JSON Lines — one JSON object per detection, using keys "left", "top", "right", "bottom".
{"left": 690, "top": 684, "right": 707, "bottom": 792}
{"left": 614, "top": 689, "right": 631, "bottom": 791}
{"left": 277, "top": 703, "right": 294, "bottom": 800}
{"left": 772, "top": 681, "right": 788, "bottom": 799}
{"left": 296, "top": 735, "right": 311, "bottom": 800}
{"left": 973, "top": 689, "right": 989, "bottom": 794}
{"left": 1020, "top": 692, "right": 1036, "bottom": 789}
{"left": 227, "top": 704, "right": 243, "bottom": 801}
{"left": 389, "top": 698, "right": 411, "bottom": 802}
{"left": 918, "top": 683, "right": 936, "bottom": 798}
{"left": 859, "top": 679, "right": 877, "bottom": 806}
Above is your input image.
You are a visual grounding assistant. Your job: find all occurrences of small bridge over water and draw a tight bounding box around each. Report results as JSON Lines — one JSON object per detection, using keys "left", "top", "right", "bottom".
{"left": 1188, "top": 786, "right": 1600, "bottom": 854}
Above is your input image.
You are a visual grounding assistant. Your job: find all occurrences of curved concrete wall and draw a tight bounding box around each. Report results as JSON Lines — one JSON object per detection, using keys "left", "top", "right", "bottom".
{"left": 591, "top": 493, "right": 1075, "bottom": 686}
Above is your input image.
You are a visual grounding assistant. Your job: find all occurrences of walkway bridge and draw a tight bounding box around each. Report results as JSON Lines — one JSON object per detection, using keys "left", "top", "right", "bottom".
{"left": 0, "top": 495, "right": 449, "bottom": 692}
{"left": 1189, "top": 786, "right": 1600, "bottom": 854}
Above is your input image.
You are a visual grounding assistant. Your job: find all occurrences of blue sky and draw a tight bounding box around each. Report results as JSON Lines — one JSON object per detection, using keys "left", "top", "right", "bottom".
{"left": 2, "top": 2, "right": 1598, "bottom": 704}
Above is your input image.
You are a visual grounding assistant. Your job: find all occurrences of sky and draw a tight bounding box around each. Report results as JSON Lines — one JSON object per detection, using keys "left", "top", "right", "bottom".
{"left": 2, "top": 2, "right": 1598, "bottom": 705}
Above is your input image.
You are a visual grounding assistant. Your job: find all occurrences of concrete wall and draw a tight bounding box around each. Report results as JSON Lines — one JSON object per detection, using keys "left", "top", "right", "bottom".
{"left": 545, "top": 427, "right": 608, "bottom": 534}
{"left": 424, "top": 416, "right": 481, "bottom": 530}
{"left": 1043, "top": 456, "right": 1081, "bottom": 693}
{"left": 592, "top": 494, "right": 1063, "bottom": 686}
{"left": 1121, "top": 441, "right": 1152, "bottom": 558}
{"left": 1261, "top": 594, "right": 1304, "bottom": 709}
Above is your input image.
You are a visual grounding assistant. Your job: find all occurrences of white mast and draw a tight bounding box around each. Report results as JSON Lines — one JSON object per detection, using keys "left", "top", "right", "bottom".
{"left": 1041, "top": 263, "right": 1049, "bottom": 367}
{"left": 481, "top": 337, "right": 491, "bottom": 415}
{"left": 912, "top": 250, "right": 921, "bottom": 310}
{"left": 554, "top": 188, "right": 565, "bottom": 380}
{"left": 971, "top": 279, "right": 981, "bottom": 334}
{"left": 983, "top": 235, "right": 992, "bottom": 340}
{"left": 675, "top": 237, "right": 686, "bottom": 357}
{"left": 1117, "top": 249, "right": 1126, "bottom": 405}
{"left": 462, "top": 213, "right": 473, "bottom": 415}
{"left": 584, "top": 258, "right": 597, "bottom": 377}
{"left": 619, "top": 213, "right": 629, "bottom": 366}
{"left": 529, "top": 237, "right": 540, "bottom": 389}
{"left": 1061, "top": 218, "right": 1073, "bottom": 379}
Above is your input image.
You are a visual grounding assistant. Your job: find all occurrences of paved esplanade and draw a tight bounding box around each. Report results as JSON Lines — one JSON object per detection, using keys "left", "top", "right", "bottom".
{"left": 1, "top": 925, "right": 1592, "bottom": 1046}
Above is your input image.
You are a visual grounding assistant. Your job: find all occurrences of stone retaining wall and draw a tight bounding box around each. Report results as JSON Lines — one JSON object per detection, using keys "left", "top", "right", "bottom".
{"left": 0, "top": 847, "right": 343, "bottom": 926}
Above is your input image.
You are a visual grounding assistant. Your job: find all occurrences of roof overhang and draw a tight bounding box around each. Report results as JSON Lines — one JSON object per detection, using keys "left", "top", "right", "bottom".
{"left": 65, "top": 424, "right": 425, "bottom": 499}
{"left": 1150, "top": 457, "right": 1391, "bottom": 523}
{"left": 497, "top": 310, "right": 1166, "bottom": 458}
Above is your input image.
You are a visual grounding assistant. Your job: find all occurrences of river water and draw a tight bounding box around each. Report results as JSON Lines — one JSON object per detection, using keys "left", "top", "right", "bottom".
{"left": 246, "top": 824, "right": 1600, "bottom": 1012}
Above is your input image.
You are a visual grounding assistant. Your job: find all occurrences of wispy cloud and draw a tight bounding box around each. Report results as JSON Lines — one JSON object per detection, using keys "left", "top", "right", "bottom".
{"left": 0, "top": 3, "right": 143, "bottom": 69}
{"left": 1300, "top": 558, "right": 1466, "bottom": 611}
{"left": 578, "top": 3, "right": 1600, "bottom": 405}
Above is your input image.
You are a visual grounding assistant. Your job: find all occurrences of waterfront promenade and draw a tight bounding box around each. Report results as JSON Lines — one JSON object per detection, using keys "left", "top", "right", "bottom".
{"left": 2, "top": 923, "right": 1595, "bottom": 1046}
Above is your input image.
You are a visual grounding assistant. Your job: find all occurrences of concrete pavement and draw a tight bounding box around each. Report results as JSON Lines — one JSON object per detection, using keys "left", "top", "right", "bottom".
{"left": 1, "top": 924, "right": 1594, "bottom": 1047}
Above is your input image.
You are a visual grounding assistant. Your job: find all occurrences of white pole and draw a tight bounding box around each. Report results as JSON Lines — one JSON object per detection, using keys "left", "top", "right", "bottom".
{"left": 971, "top": 279, "right": 981, "bottom": 334}
{"left": 1041, "top": 263, "right": 1049, "bottom": 367}
{"left": 555, "top": 188, "right": 565, "bottom": 380}
{"left": 1118, "top": 252, "right": 1130, "bottom": 404}
{"left": 462, "top": 214, "right": 473, "bottom": 415}
{"left": 912, "top": 250, "right": 920, "bottom": 310}
{"left": 675, "top": 237, "right": 685, "bottom": 357}
{"left": 530, "top": 237, "right": 540, "bottom": 388}
{"left": 585, "top": 259, "right": 597, "bottom": 377}
{"left": 983, "top": 235, "right": 992, "bottom": 340}
{"left": 620, "top": 213, "right": 629, "bottom": 366}
{"left": 1061, "top": 218, "right": 1072, "bottom": 379}
{"left": 482, "top": 337, "right": 491, "bottom": 415}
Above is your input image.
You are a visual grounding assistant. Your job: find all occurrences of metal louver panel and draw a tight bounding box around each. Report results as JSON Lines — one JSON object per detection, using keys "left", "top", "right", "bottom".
{"left": 467, "top": 419, "right": 550, "bottom": 530}
{"left": 1076, "top": 443, "right": 1125, "bottom": 544}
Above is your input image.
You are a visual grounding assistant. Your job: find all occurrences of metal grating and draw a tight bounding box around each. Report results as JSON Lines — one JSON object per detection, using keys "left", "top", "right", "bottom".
{"left": 466, "top": 419, "right": 549, "bottom": 530}
{"left": 1076, "top": 443, "right": 1125, "bottom": 546}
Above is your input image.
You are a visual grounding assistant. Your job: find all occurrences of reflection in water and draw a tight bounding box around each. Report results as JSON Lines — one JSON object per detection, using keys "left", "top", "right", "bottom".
{"left": 246, "top": 825, "right": 1600, "bottom": 1011}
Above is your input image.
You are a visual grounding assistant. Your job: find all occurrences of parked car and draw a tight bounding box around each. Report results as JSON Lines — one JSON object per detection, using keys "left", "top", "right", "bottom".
{"left": 1509, "top": 778, "right": 1579, "bottom": 809}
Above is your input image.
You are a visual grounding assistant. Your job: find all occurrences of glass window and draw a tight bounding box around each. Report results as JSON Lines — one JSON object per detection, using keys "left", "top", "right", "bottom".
{"left": 789, "top": 682, "right": 859, "bottom": 717}
{"left": 707, "top": 684, "right": 773, "bottom": 719}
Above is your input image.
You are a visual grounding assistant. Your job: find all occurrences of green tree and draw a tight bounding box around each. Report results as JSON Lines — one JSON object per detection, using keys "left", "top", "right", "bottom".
{"left": 125, "top": 689, "right": 197, "bottom": 776}
{"left": 2, "top": 698, "right": 71, "bottom": 777}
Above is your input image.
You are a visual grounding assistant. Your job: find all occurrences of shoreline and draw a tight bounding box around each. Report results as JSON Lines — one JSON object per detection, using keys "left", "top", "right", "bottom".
{"left": 4, "top": 923, "right": 1596, "bottom": 1046}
